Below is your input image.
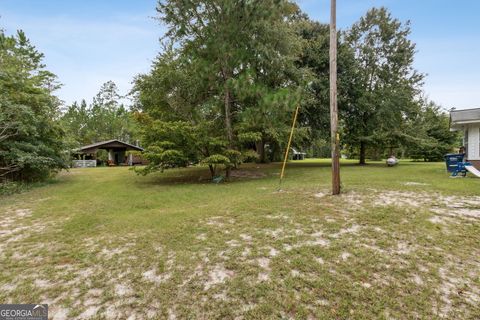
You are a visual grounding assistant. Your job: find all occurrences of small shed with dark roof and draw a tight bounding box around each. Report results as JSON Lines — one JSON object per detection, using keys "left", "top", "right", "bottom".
{"left": 73, "top": 140, "right": 144, "bottom": 167}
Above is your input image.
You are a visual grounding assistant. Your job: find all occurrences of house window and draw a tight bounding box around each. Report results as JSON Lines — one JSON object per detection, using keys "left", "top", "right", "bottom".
{"left": 464, "top": 128, "right": 468, "bottom": 158}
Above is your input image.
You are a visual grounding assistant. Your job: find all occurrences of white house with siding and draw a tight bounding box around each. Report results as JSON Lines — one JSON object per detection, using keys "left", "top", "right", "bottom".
{"left": 450, "top": 108, "right": 480, "bottom": 168}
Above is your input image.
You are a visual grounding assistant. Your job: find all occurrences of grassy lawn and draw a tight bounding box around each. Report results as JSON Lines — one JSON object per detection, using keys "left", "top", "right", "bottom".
{"left": 1, "top": 159, "right": 479, "bottom": 319}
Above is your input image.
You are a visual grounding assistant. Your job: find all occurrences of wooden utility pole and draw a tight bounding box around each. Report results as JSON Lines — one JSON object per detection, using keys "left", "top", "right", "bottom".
{"left": 330, "top": 0, "right": 341, "bottom": 195}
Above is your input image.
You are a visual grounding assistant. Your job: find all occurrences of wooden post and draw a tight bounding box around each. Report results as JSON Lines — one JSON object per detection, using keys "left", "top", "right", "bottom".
{"left": 330, "top": 0, "right": 341, "bottom": 195}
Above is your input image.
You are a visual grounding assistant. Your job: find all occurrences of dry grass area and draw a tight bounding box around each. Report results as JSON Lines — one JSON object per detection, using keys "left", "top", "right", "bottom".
{"left": 0, "top": 160, "right": 479, "bottom": 319}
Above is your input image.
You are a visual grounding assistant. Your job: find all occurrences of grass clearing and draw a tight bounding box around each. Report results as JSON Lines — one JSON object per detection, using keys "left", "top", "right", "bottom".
{"left": 1, "top": 159, "right": 479, "bottom": 319}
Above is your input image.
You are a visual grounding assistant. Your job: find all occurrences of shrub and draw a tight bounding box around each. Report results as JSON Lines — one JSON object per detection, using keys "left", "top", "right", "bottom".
{"left": 0, "top": 180, "right": 29, "bottom": 196}
{"left": 224, "top": 149, "right": 242, "bottom": 168}
{"left": 242, "top": 150, "right": 260, "bottom": 163}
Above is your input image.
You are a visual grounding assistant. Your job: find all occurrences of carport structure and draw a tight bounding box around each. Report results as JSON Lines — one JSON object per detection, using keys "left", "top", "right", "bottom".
{"left": 77, "top": 139, "right": 144, "bottom": 166}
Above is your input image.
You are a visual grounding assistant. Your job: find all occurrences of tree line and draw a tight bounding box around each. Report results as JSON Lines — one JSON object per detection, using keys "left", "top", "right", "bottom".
{"left": 133, "top": 2, "right": 458, "bottom": 178}
{"left": 0, "top": 29, "right": 66, "bottom": 183}
{"left": 0, "top": 1, "right": 459, "bottom": 186}
{"left": 60, "top": 81, "right": 138, "bottom": 149}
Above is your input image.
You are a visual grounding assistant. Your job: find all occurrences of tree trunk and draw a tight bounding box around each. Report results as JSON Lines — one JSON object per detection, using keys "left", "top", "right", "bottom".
{"left": 359, "top": 141, "right": 366, "bottom": 165}
{"left": 225, "top": 166, "right": 231, "bottom": 179}
{"left": 256, "top": 139, "right": 266, "bottom": 163}
{"left": 208, "top": 165, "right": 215, "bottom": 178}
{"left": 371, "top": 148, "right": 381, "bottom": 161}
{"left": 224, "top": 79, "right": 233, "bottom": 148}
{"left": 223, "top": 71, "right": 233, "bottom": 180}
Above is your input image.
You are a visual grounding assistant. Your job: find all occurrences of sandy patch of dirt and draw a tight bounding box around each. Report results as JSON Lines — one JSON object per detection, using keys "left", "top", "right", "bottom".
{"left": 204, "top": 264, "right": 235, "bottom": 290}
{"left": 205, "top": 216, "right": 227, "bottom": 227}
{"left": 351, "top": 190, "right": 480, "bottom": 221}
{"left": 291, "top": 269, "right": 300, "bottom": 277}
{"left": 241, "top": 247, "right": 251, "bottom": 258}
{"left": 403, "top": 182, "right": 429, "bottom": 186}
{"left": 226, "top": 239, "right": 241, "bottom": 247}
{"left": 143, "top": 269, "right": 171, "bottom": 284}
{"left": 297, "top": 231, "right": 330, "bottom": 247}
{"left": 51, "top": 307, "right": 69, "bottom": 320}
{"left": 167, "top": 308, "right": 177, "bottom": 320}
{"left": 115, "top": 283, "right": 133, "bottom": 297}
{"left": 331, "top": 224, "right": 361, "bottom": 238}
{"left": 340, "top": 252, "right": 351, "bottom": 261}
{"left": 0, "top": 208, "right": 61, "bottom": 259}
{"left": 265, "top": 213, "right": 291, "bottom": 220}
{"left": 0, "top": 209, "right": 32, "bottom": 235}
{"left": 339, "top": 191, "right": 364, "bottom": 208}
{"left": 100, "top": 247, "right": 126, "bottom": 260}
{"left": 428, "top": 215, "right": 447, "bottom": 224}
{"left": 432, "top": 258, "right": 480, "bottom": 318}
{"left": 314, "top": 192, "right": 328, "bottom": 198}
{"left": 268, "top": 247, "right": 279, "bottom": 257}
{"left": 14, "top": 208, "right": 33, "bottom": 218}
{"left": 264, "top": 227, "right": 285, "bottom": 239}
{"left": 412, "top": 274, "right": 424, "bottom": 286}
{"left": 257, "top": 257, "right": 270, "bottom": 269}
{"left": 1, "top": 283, "right": 16, "bottom": 291}
{"left": 34, "top": 279, "right": 52, "bottom": 289}
{"left": 395, "top": 241, "right": 416, "bottom": 255}
{"left": 374, "top": 191, "right": 424, "bottom": 207}
{"left": 239, "top": 234, "right": 252, "bottom": 242}
{"left": 78, "top": 306, "right": 100, "bottom": 319}
{"left": 258, "top": 272, "right": 270, "bottom": 282}
{"left": 196, "top": 233, "right": 207, "bottom": 241}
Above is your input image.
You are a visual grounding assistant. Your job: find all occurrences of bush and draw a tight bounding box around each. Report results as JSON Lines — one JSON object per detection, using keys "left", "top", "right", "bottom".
{"left": 201, "top": 154, "right": 232, "bottom": 178}
{"left": 224, "top": 149, "right": 242, "bottom": 168}
{"left": 96, "top": 149, "right": 109, "bottom": 165}
{"left": 0, "top": 180, "right": 30, "bottom": 196}
{"left": 201, "top": 154, "right": 231, "bottom": 166}
{"left": 242, "top": 150, "right": 260, "bottom": 163}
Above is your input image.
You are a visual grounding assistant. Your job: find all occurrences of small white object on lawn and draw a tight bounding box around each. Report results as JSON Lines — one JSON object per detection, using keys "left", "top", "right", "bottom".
{"left": 386, "top": 157, "right": 398, "bottom": 166}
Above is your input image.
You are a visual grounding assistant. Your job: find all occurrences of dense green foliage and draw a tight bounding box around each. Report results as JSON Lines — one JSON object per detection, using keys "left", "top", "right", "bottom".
{"left": 133, "top": 3, "right": 459, "bottom": 179}
{"left": 134, "top": 0, "right": 307, "bottom": 177}
{"left": 0, "top": 29, "right": 67, "bottom": 182}
{"left": 342, "top": 8, "right": 425, "bottom": 163}
{"left": 2, "top": 4, "right": 459, "bottom": 187}
{"left": 60, "top": 81, "right": 138, "bottom": 148}
{"left": 406, "top": 102, "right": 459, "bottom": 161}
{"left": 295, "top": 16, "right": 359, "bottom": 158}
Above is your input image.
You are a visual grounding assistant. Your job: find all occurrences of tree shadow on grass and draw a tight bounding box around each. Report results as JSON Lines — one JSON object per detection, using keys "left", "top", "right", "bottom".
{"left": 131, "top": 161, "right": 391, "bottom": 187}
{"left": 133, "top": 163, "right": 276, "bottom": 187}
{"left": 284, "top": 160, "right": 390, "bottom": 168}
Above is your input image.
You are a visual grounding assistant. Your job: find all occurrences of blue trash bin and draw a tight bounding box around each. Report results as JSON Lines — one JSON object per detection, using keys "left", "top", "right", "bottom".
{"left": 444, "top": 153, "right": 466, "bottom": 176}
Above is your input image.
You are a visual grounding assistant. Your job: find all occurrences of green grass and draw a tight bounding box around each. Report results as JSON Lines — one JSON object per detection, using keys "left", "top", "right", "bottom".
{"left": 1, "top": 159, "right": 479, "bottom": 319}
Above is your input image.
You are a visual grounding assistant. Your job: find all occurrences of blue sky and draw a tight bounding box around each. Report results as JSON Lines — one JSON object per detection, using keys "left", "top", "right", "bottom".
{"left": 1, "top": 0, "right": 479, "bottom": 110}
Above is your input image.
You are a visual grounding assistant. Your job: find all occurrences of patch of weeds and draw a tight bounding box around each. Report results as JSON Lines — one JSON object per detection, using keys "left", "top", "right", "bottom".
{"left": 0, "top": 179, "right": 57, "bottom": 197}
{"left": 0, "top": 181, "right": 31, "bottom": 196}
